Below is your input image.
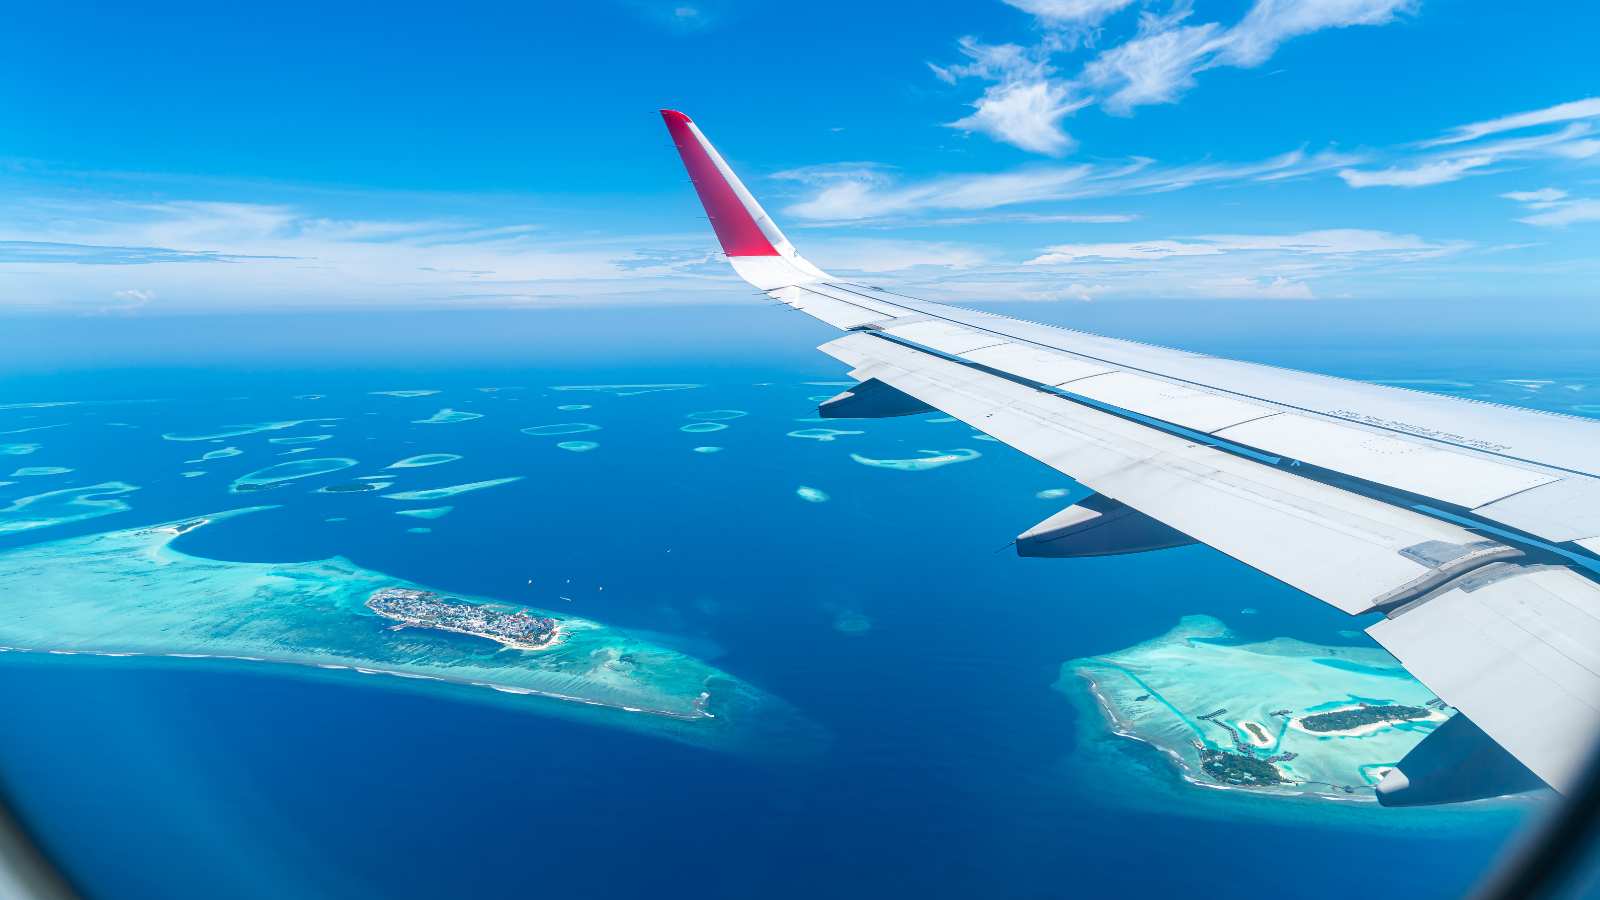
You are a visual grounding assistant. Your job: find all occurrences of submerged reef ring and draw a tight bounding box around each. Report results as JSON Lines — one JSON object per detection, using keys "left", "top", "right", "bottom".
{"left": 316, "top": 481, "right": 392, "bottom": 494}
{"left": 686, "top": 410, "right": 747, "bottom": 422}
{"left": 386, "top": 453, "right": 462, "bottom": 469}
{"left": 0, "top": 444, "right": 41, "bottom": 456}
{"left": 369, "top": 390, "right": 440, "bottom": 398}
{"left": 556, "top": 404, "right": 592, "bottom": 411}
{"left": 161, "top": 419, "right": 340, "bottom": 442}
{"left": 796, "top": 486, "right": 830, "bottom": 503}
{"left": 1036, "top": 488, "right": 1071, "bottom": 499}
{"left": 381, "top": 477, "right": 523, "bottom": 501}
{"left": 680, "top": 422, "right": 727, "bottom": 434}
{"left": 848, "top": 449, "right": 980, "bottom": 472}
{"left": 787, "top": 428, "right": 863, "bottom": 442}
{"left": 521, "top": 423, "right": 601, "bottom": 437}
{"left": 557, "top": 441, "right": 599, "bottom": 452}
{"left": 229, "top": 458, "right": 358, "bottom": 494}
{"left": 1064, "top": 615, "right": 1449, "bottom": 801}
{"left": 0, "top": 510, "right": 822, "bottom": 752}
{"left": 0, "top": 482, "right": 139, "bottom": 535}
{"left": 10, "top": 467, "right": 73, "bottom": 477}
{"left": 268, "top": 434, "right": 333, "bottom": 445}
{"left": 412, "top": 408, "right": 483, "bottom": 425}
{"left": 191, "top": 447, "right": 243, "bottom": 462}
{"left": 692, "top": 446, "right": 723, "bottom": 454}
{"left": 833, "top": 610, "right": 872, "bottom": 635}
{"left": 395, "top": 506, "right": 453, "bottom": 520}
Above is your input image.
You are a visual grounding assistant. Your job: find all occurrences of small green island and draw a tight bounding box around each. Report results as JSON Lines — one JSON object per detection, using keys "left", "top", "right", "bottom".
{"left": 1298, "top": 704, "right": 1433, "bottom": 734}
{"left": 1064, "top": 615, "right": 1449, "bottom": 800}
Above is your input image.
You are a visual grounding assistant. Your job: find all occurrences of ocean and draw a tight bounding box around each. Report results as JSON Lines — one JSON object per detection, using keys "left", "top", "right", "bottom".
{"left": 2, "top": 302, "right": 1594, "bottom": 900}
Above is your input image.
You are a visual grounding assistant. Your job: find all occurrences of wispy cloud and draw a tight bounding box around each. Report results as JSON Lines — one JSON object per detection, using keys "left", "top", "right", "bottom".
{"left": 1339, "top": 156, "right": 1494, "bottom": 188}
{"left": 933, "top": 38, "right": 1087, "bottom": 155}
{"left": 0, "top": 193, "right": 720, "bottom": 312}
{"left": 872, "top": 227, "right": 1481, "bottom": 304}
{"left": 623, "top": 1, "right": 722, "bottom": 32}
{"left": 1501, "top": 188, "right": 1568, "bottom": 204}
{"left": 1339, "top": 116, "right": 1600, "bottom": 189}
{"left": 778, "top": 146, "right": 1360, "bottom": 222}
{"left": 1421, "top": 96, "right": 1600, "bottom": 147}
{"left": 1518, "top": 200, "right": 1600, "bottom": 227}
{"left": 939, "top": 0, "right": 1414, "bottom": 153}
{"left": 0, "top": 179, "right": 1006, "bottom": 312}
{"left": 1025, "top": 229, "right": 1467, "bottom": 264}
{"left": 829, "top": 92, "right": 1600, "bottom": 222}
{"left": 1003, "top": 0, "right": 1136, "bottom": 27}
{"left": 1500, "top": 188, "right": 1600, "bottom": 227}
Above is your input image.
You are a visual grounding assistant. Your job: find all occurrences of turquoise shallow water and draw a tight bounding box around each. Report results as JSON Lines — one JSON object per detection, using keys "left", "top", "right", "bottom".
{"left": 1, "top": 315, "right": 1594, "bottom": 898}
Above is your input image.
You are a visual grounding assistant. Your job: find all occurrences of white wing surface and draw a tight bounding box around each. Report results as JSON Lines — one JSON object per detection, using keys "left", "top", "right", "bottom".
{"left": 660, "top": 109, "right": 1600, "bottom": 804}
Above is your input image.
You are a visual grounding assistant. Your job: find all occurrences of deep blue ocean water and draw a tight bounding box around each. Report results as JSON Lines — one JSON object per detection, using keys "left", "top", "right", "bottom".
{"left": 2, "top": 304, "right": 1597, "bottom": 899}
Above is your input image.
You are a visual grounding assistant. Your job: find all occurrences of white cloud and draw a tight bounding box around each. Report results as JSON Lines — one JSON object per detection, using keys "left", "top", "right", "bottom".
{"left": 1421, "top": 97, "right": 1600, "bottom": 147}
{"left": 1084, "top": 0, "right": 1414, "bottom": 114}
{"left": 937, "top": 38, "right": 1088, "bottom": 155}
{"left": 780, "top": 146, "right": 1361, "bottom": 222}
{"left": 938, "top": 0, "right": 1414, "bottom": 151}
{"left": 1337, "top": 121, "right": 1600, "bottom": 189}
{"left": 949, "top": 80, "right": 1088, "bottom": 155}
{"left": 925, "top": 211, "right": 1138, "bottom": 225}
{"left": 798, "top": 238, "right": 989, "bottom": 272}
{"left": 850, "top": 227, "right": 1474, "bottom": 304}
{"left": 0, "top": 193, "right": 741, "bottom": 313}
{"left": 1081, "top": 18, "right": 1225, "bottom": 114}
{"left": 625, "top": 0, "right": 722, "bottom": 31}
{"left": 1003, "top": 0, "right": 1136, "bottom": 26}
{"left": 1026, "top": 229, "right": 1463, "bottom": 264}
{"left": 1338, "top": 155, "right": 1494, "bottom": 188}
{"left": 1518, "top": 199, "right": 1600, "bottom": 227}
{"left": 1219, "top": 0, "right": 1417, "bottom": 68}
{"left": 1501, "top": 189, "right": 1600, "bottom": 228}
{"left": 1197, "top": 275, "right": 1316, "bottom": 300}
{"left": 784, "top": 166, "right": 1092, "bottom": 221}
{"left": 1501, "top": 188, "right": 1567, "bottom": 204}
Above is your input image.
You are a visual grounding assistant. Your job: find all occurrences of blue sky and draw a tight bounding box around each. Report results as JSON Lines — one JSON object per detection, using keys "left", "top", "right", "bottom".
{"left": 2, "top": 0, "right": 1597, "bottom": 314}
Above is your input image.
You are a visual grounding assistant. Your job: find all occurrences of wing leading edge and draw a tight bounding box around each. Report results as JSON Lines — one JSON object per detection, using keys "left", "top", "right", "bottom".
{"left": 659, "top": 109, "right": 1600, "bottom": 804}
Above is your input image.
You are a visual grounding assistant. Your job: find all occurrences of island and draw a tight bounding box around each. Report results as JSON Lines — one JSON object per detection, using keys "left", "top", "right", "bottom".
{"left": 0, "top": 509, "right": 825, "bottom": 756}
{"left": 367, "top": 587, "right": 559, "bottom": 650}
{"left": 1062, "top": 615, "right": 1451, "bottom": 801}
{"left": 1294, "top": 702, "right": 1440, "bottom": 736}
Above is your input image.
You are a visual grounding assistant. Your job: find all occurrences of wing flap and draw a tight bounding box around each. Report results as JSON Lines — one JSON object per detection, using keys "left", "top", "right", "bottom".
{"left": 1368, "top": 564, "right": 1600, "bottom": 793}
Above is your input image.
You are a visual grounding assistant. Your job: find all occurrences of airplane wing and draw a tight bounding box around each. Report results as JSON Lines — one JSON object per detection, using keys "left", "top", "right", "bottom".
{"left": 659, "top": 108, "right": 1600, "bottom": 806}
